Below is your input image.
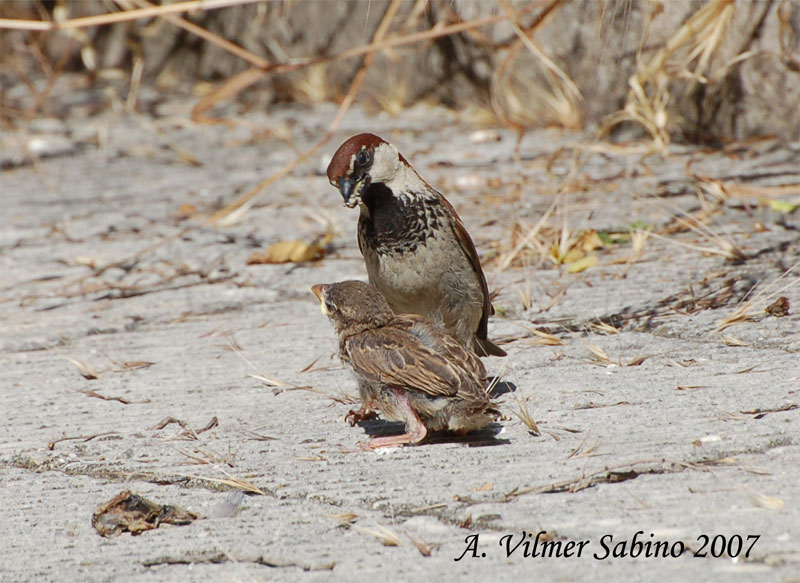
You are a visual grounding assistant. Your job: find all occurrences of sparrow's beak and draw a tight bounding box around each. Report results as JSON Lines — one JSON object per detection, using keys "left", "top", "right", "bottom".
{"left": 338, "top": 175, "right": 369, "bottom": 208}
{"left": 311, "top": 284, "right": 328, "bottom": 315}
{"left": 338, "top": 177, "right": 355, "bottom": 202}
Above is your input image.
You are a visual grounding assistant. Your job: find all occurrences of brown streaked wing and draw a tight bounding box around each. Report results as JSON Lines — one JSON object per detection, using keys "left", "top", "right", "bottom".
{"left": 344, "top": 327, "right": 474, "bottom": 399}
{"left": 436, "top": 194, "right": 494, "bottom": 334}
{"left": 399, "top": 315, "right": 488, "bottom": 393}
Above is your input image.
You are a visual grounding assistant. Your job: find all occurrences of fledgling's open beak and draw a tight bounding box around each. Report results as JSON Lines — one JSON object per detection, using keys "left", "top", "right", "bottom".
{"left": 311, "top": 283, "right": 328, "bottom": 314}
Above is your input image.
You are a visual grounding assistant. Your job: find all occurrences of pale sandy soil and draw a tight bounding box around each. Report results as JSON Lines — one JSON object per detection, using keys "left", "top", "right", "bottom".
{"left": 1, "top": 101, "right": 799, "bottom": 582}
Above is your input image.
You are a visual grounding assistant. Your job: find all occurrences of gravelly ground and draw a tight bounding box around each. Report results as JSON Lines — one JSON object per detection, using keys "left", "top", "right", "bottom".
{"left": 1, "top": 100, "right": 799, "bottom": 583}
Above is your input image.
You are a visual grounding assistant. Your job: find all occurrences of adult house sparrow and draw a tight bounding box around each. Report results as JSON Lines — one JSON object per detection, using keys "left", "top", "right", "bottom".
{"left": 326, "top": 133, "right": 506, "bottom": 357}
{"left": 311, "top": 280, "right": 499, "bottom": 448}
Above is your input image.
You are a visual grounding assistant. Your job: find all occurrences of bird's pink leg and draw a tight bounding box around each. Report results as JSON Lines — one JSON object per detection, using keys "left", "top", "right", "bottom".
{"left": 364, "top": 389, "right": 427, "bottom": 449}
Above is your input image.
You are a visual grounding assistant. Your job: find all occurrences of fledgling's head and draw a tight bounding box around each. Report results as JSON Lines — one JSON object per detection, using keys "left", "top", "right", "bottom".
{"left": 326, "top": 133, "right": 408, "bottom": 208}
{"left": 311, "top": 280, "right": 395, "bottom": 334}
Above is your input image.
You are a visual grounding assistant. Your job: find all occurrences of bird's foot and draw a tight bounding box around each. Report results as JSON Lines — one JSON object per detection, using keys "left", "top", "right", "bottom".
{"left": 360, "top": 388, "right": 428, "bottom": 449}
{"left": 361, "top": 428, "right": 426, "bottom": 449}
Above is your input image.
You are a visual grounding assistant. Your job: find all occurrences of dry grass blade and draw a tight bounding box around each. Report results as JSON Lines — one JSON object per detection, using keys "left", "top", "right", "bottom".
{"left": 235, "top": 427, "right": 278, "bottom": 441}
{"left": 630, "top": 228, "right": 651, "bottom": 256}
{"left": 217, "top": 335, "right": 243, "bottom": 352}
{"left": 209, "top": 138, "right": 327, "bottom": 225}
{"left": 721, "top": 335, "right": 747, "bottom": 347}
{"left": 278, "top": 2, "right": 545, "bottom": 77}
{"left": 225, "top": 335, "right": 302, "bottom": 388}
{"left": 406, "top": 533, "right": 438, "bottom": 557}
{"left": 566, "top": 434, "right": 599, "bottom": 459}
{"left": 113, "top": 360, "right": 155, "bottom": 371}
{"left": 0, "top": 0, "right": 265, "bottom": 31}
{"left": 647, "top": 229, "right": 743, "bottom": 261}
{"left": 62, "top": 354, "right": 99, "bottom": 379}
{"left": 510, "top": 398, "right": 540, "bottom": 435}
{"left": 492, "top": 0, "right": 582, "bottom": 129}
{"left": 48, "top": 431, "right": 120, "bottom": 450}
{"left": 409, "top": 502, "right": 448, "bottom": 513}
{"left": 626, "top": 354, "right": 655, "bottom": 367}
{"left": 506, "top": 321, "right": 564, "bottom": 345}
{"left": 330, "top": 513, "right": 358, "bottom": 525}
{"left": 495, "top": 198, "right": 557, "bottom": 271}
{"left": 150, "top": 416, "right": 218, "bottom": 440}
{"left": 75, "top": 388, "right": 134, "bottom": 405}
{"left": 350, "top": 523, "right": 404, "bottom": 547}
{"left": 778, "top": 0, "right": 800, "bottom": 70}
{"left": 181, "top": 471, "right": 265, "bottom": 495}
{"left": 657, "top": 200, "right": 746, "bottom": 260}
{"left": 130, "top": 0, "right": 270, "bottom": 69}
{"left": 602, "top": 0, "right": 738, "bottom": 150}
{"left": 329, "top": 0, "right": 403, "bottom": 127}
{"left": 176, "top": 448, "right": 218, "bottom": 465}
{"left": 614, "top": 228, "right": 651, "bottom": 273}
{"left": 299, "top": 353, "right": 325, "bottom": 373}
{"left": 515, "top": 278, "right": 534, "bottom": 311}
{"left": 583, "top": 341, "right": 616, "bottom": 366}
{"left": 485, "top": 374, "right": 503, "bottom": 399}
{"left": 591, "top": 321, "right": 619, "bottom": 335}
{"left": 749, "top": 491, "right": 785, "bottom": 510}
{"left": 192, "top": 67, "right": 269, "bottom": 122}
{"left": 529, "top": 328, "right": 564, "bottom": 346}
{"left": 691, "top": 172, "right": 730, "bottom": 204}
{"left": 247, "top": 373, "right": 291, "bottom": 388}
{"left": 330, "top": 514, "right": 403, "bottom": 546}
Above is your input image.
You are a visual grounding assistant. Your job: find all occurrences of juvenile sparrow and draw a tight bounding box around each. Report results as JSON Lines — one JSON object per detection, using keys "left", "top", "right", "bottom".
{"left": 326, "top": 133, "right": 506, "bottom": 357}
{"left": 311, "top": 280, "right": 499, "bottom": 448}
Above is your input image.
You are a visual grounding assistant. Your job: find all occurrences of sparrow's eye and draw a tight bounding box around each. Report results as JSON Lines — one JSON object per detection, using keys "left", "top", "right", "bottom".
{"left": 355, "top": 150, "right": 369, "bottom": 167}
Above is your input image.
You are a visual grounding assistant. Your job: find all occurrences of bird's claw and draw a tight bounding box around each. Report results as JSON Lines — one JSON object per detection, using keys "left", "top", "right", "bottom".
{"left": 345, "top": 406, "right": 378, "bottom": 426}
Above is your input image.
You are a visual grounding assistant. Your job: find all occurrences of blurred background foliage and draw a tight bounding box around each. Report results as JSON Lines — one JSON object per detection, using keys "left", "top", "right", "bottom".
{"left": 1, "top": 0, "right": 799, "bottom": 144}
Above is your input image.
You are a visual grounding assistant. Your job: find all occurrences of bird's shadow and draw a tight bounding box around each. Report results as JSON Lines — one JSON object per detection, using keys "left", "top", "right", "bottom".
{"left": 355, "top": 419, "right": 509, "bottom": 448}
{"left": 488, "top": 378, "right": 517, "bottom": 399}
{"left": 350, "top": 378, "right": 515, "bottom": 448}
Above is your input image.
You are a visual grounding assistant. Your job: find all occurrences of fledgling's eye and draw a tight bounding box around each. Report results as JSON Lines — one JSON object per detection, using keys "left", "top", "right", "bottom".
{"left": 355, "top": 150, "right": 369, "bottom": 166}
{"left": 325, "top": 299, "right": 336, "bottom": 313}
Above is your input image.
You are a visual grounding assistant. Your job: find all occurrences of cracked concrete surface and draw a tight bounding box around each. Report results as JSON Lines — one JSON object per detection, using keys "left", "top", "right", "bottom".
{"left": 1, "top": 102, "right": 799, "bottom": 582}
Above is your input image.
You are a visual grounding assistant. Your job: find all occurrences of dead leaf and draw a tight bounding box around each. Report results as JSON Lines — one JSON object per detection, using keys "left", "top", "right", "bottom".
{"left": 767, "top": 199, "right": 799, "bottom": 213}
{"left": 578, "top": 230, "right": 605, "bottom": 252}
{"left": 561, "top": 247, "right": 584, "bottom": 264}
{"left": 248, "top": 233, "right": 331, "bottom": 264}
{"left": 567, "top": 253, "right": 599, "bottom": 273}
{"left": 92, "top": 490, "right": 198, "bottom": 537}
{"left": 765, "top": 296, "right": 790, "bottom": 317}
{"left": 172, "top": 203, "right": 197, "bottom": 221}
